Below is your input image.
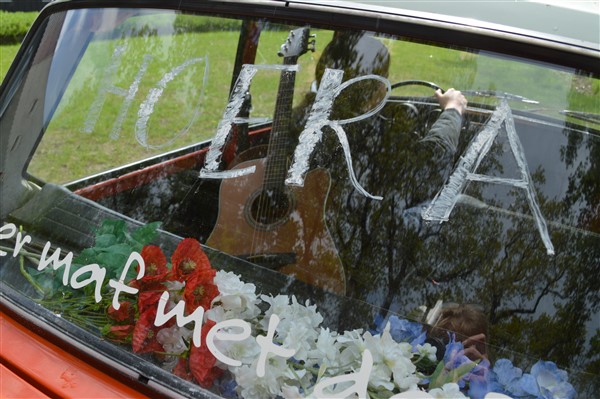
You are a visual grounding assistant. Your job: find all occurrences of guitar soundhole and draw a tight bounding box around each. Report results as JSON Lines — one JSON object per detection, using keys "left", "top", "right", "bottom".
{"left": 247, "top": 188, "right": 293, "bottom": 230}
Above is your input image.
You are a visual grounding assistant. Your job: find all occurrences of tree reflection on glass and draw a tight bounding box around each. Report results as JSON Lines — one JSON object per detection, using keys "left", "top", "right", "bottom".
{"left": 313, "top": 92, "right": 599, "bottom": 392}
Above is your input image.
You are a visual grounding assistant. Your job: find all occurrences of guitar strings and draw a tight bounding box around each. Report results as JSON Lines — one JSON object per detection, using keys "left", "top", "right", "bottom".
{"left": 251, "top": 66, "right": 297, "bottom": 263}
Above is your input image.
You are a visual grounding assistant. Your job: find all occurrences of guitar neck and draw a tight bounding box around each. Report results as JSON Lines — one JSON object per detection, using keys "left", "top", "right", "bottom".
{"left": 264, "top": 56, "right": 299, "bottom": 191}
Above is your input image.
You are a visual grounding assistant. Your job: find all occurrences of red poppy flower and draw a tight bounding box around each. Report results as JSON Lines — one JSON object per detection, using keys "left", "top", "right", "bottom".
{"left": 106, "top": 324, "right": 134, "bottom": 342}
{"left": 189, "top": 320, "right": 222, "bottom": 388}
{"left": 137, "top": 245, "right": 170, "bottom": 286}
{"left": 173, "top": 358, "right": 193, "bottom": 381}
{"left": 183, "top": 268, "right": 219, "bottom": 314}
{"left": 107, "top": 301, "right": 135, "bottom": 323}
{"left": 138, "top": 290, "right": 165, "bottom": 315}
{"left": 171, "top": 238, "right": 211, "bottom": 280}
{"left": 132, "top": 307, "right": 165, "bottom": 354}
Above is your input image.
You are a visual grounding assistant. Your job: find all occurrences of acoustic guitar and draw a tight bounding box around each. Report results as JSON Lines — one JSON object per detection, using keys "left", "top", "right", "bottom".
{"left": 207, "top": 28, "right": 346, "bottom": 295}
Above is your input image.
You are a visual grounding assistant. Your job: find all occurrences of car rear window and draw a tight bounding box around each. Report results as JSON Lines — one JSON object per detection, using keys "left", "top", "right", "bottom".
{"left": 1, "top": 6, "right": 598, "bottom": 398}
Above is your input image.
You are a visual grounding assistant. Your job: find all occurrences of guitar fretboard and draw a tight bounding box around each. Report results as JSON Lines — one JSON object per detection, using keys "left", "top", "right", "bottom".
{"left": 264, "top": 58, "right": 299, "bottom": 192}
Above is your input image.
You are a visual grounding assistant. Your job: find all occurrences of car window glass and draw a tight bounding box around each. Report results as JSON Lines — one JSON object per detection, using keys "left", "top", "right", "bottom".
{"left": 1, "top": 6, "right": 598, "bottom": 398}
{"left": 28, "top": 10, "right": 240, "bottom": 183}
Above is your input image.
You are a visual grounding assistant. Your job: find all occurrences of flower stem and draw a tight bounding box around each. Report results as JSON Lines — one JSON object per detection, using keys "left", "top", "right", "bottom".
{"left": 154, "top": 351, "right": 188, "bottom": 358}
{"left": 289, "top": 360, "right": 320, "bottom": 374}
{"left": 19, "top": 252, "right": 45, "bottom": 295}
{"left": 288, "top": 364, "right": 310, "bottom": 395}
{"left": 0, "top": 245, "right": 42, "bottom": 260}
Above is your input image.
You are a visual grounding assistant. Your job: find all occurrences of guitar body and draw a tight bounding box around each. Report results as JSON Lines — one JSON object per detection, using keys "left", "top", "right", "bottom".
{"left": 207, "top": 158, "right": 346, "bottom": 295}
{"left": 206, "top": 28, "right": 345, "bottom": 294}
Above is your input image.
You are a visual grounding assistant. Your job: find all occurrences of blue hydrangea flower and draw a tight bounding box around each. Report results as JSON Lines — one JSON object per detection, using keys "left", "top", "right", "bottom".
{"left": 442, "top": 335, "right": 473, "bottom": 389}
{"left": 389, "top": 315, "right": 427, "bottom": 346}
{"left": 466, "top": 358, "right": 491, "bottom": 399}
{"left": 443, "top": 335, "right": 470, "bottom": 369}
{"left": 371, "top": 314, "right": 426, "bottom": 347}
{"left": 489, "top": 358, "right": 524, "bottom": 394}
{"left": 371, "top": 314, "right": 387, "bottom": 334}
{"left": 216, "top": 377, "right": 238, "bottom": 398}
{"left": 519, "top": 373, "right": 542, "bottom": 397}
{"left": 531, "top": 360, "right": 576, "bottom": 399}
{"left": 487, "top": 358, "right": 539, "bottom": 398}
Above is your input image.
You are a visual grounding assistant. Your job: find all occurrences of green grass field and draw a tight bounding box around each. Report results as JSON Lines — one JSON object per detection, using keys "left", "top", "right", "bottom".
{"left": 1, "top": 44, "right": 19, "bottom": 81}
{"left": 1, "top": 26, "right": 598, "bottom": 185}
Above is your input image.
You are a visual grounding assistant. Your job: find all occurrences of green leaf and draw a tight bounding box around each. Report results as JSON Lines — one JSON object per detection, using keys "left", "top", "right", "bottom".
{"left": 95, "top": 233, "right": 117, "bottom": 248}
{"left": 32, "top": 271, "right": 62, "bottom": 297}
{"left": 130, "top": 221, "right": 161, "bottom": 247}
{"left": 427, "top": 360, "right": 448, "bottom": 389}
{"left": 99, "top": 243, "right": 133, "bottom": 256}
{"left": 74, "top": 247, "right": 99, "bottom": 264}
{"left": 95, "top": 219, "right": 127, "bottom": 242}
{"left": 449, "top": 361, "right": 477, "bottom": 382}
{"left": 97, "top": 253, "right": 129, "bottom": 275}
{"left": 427, "top": 359, "right": 478, "bottom": 389}
{"left": 100, "top": 324, "right": 111, "bottom": 335}
{"left": 317, "top": 363, "right": 327, "bottom": 380}
{"left": 96, "top": 244, "right": 132, "bottom": 277}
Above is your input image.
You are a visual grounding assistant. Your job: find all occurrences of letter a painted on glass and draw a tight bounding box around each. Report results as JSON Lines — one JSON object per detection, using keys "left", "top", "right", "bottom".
{"left": 422, "top": 100, "right": 554, "bottom": 255}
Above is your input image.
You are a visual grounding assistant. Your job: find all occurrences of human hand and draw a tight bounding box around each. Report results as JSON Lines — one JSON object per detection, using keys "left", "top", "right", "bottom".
{"left": 462, "top": 333, "right": 487, "bottom": 361}
{"left": 435, "top": 88, "right": 468, "bottom": 115}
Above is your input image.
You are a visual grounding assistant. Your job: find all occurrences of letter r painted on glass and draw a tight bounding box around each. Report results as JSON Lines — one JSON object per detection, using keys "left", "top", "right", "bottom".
{"left": 285, "top": 68, "right": 390, "bottom": 200}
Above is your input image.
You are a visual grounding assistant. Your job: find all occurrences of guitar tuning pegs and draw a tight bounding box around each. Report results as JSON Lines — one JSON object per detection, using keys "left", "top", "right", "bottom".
{"left": 309, "top": 34, "right": 317, "bottom": 52}
{"left": 278, "top": 44, "right": 287, "bottom": 57}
